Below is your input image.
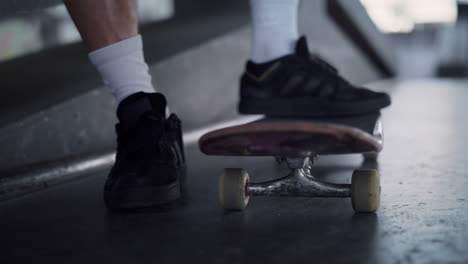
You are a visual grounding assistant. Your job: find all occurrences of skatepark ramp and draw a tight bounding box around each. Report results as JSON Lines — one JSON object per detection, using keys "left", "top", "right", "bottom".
{"left": 0, "top": 0, "right": 395, "bottom": 200}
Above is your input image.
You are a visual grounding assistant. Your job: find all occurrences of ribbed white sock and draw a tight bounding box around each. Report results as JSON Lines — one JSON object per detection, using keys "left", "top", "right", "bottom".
{"left": 249, "top": 0, "right": 300, "bottom": 63}
{"left": 89, "top": 35, "right": 155, "bottom": 103}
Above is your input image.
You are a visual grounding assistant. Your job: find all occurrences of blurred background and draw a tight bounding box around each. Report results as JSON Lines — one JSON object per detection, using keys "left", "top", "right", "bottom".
{"left": 0, "top": 0, "right": 175, "bottom": 61}
{"left": 0, "top": 0, "right": 467, "bottom": 78}
{"left": 361, "top": 0, "right": 467, "bottom": 78}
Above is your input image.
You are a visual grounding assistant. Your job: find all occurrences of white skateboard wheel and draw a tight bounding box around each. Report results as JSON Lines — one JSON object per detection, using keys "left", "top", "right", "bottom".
{"left": 351, "top": 169, "right": 380, "bottom": 213}
{"left": 219, "top": 168, "right": 250, "bottom": 210}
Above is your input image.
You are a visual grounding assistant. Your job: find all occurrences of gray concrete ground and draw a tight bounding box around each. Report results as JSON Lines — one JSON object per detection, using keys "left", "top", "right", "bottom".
{"left": 2, "top": 78, "right": 468, "bottom": 263}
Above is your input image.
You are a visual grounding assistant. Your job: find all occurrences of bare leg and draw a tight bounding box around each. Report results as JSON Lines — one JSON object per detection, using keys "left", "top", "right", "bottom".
{"left": 63, "top": 0, "right": 155, "bottom": 102}
{"left": 63, "top": 0, "right": 138, "bottom": 51}
{"left": 61, "top": 0, "right": 182, "bottom": 210}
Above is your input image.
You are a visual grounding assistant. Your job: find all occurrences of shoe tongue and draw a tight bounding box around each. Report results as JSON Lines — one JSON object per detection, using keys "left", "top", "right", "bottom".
{"left": 117, "top": 92, "right": 166, "bottom": 125}
{"left": 146, "top": 93, "right": 167, "bottom": 116}
{"left": 295, "top": 36, "right": 310, "bottom": 58}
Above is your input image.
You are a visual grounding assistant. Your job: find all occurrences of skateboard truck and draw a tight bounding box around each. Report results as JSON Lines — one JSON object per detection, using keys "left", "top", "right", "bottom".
{"left": 247, "top": 156, "right": 351, "bottom": 198}
{"left": 219, "top": 155, "right": 381, "bottom": 213}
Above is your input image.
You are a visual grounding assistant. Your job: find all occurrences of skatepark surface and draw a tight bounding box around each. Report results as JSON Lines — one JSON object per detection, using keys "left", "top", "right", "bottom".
{"left": 2, "top": 79, "right": 468, "bottom": 263}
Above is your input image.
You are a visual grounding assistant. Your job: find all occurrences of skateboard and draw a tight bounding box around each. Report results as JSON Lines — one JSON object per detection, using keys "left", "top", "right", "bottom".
{"left": 199, "top": 112, "right": 383, "bottom": 213}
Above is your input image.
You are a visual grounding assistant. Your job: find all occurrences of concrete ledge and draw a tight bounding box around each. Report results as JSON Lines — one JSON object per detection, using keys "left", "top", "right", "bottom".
{"left": 0, "top": 115, "right": 261, "bottom": 201}
{"left": 0, "top": 27, "right": 251, "bottom": 170}
{"left": 0, "top": 150, "right": 114, "bottom": 201}
{"left": 0, "top": 6, "right": 251, "bottom": 170}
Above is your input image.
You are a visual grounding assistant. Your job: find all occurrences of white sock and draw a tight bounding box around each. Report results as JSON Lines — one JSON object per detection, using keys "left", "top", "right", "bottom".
{"left": 249, "top": 0, "right": 300, "bottom": 64}
{"left": 89, "top": 35, "right": 155, "bottom": 103}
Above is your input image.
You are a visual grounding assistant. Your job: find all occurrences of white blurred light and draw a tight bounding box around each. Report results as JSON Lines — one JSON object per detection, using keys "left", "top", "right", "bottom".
{"left": 360, "top": 0, "right": 458, "bottom": 33}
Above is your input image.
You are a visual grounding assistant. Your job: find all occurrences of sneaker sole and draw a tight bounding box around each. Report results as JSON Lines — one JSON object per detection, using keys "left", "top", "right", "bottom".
{"left": 238, "top": 96, "right": 391, "bottom": 117}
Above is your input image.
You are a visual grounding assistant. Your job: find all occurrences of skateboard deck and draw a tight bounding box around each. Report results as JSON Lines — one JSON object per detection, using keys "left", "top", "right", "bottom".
{"left": 199, "top": 111, "right": 383, "bottom": 157}
{"left": 199, "top": 111, "right": 384, "bottom": 213}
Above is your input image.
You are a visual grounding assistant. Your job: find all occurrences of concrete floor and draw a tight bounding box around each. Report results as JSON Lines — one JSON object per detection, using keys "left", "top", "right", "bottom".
{"left": 2, "top": 79, "right": 468, "bottom": 263}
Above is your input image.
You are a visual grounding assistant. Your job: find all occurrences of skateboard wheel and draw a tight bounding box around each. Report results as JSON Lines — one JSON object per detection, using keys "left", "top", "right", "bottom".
{"left": 351, "top": 169, "right": 380, "bottom": 213}
{"left": 363, "top": 152, "right": 379, "bottom": 160}
{"left": 219, "top": 168, "right": 250, "bottom": 210}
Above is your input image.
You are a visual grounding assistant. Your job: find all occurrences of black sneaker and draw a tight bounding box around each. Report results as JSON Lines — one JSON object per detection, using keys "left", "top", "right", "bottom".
{"left": 104, "top": 92, "right": 186, "bottom": 209}
{"left": 239, "top": 36, "right": 391, "bottom": 117}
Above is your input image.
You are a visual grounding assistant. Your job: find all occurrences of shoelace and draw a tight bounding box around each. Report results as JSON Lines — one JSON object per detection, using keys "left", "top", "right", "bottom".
{"left": 310, "top": 55, "right": 338, "bottom": 74}
{"left": 306, "top": 55, "right": 353, "bottom": 98}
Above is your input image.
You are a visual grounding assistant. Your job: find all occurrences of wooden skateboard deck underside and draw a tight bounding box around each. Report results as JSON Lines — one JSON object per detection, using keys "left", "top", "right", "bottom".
{"left": 199, "top": 112, "right": 383, "bottom": 157}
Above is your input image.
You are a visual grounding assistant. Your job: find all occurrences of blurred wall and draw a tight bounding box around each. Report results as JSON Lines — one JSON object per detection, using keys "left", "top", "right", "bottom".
{"left": 0, "top": 0, "right": 174, "bottom": 61}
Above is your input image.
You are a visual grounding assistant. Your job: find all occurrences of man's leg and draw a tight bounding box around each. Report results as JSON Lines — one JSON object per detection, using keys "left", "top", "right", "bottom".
{"left": 240, "top": 0, "right": 391, "bottom": 117}
{"left": 64, "top": 0, "right": 153, "bottom": 102}
{"left": 63, "top": 0, "right": 138, "bottom": 51}
{"left": 64, "top": 0, "right": 185, "bottom": 209}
